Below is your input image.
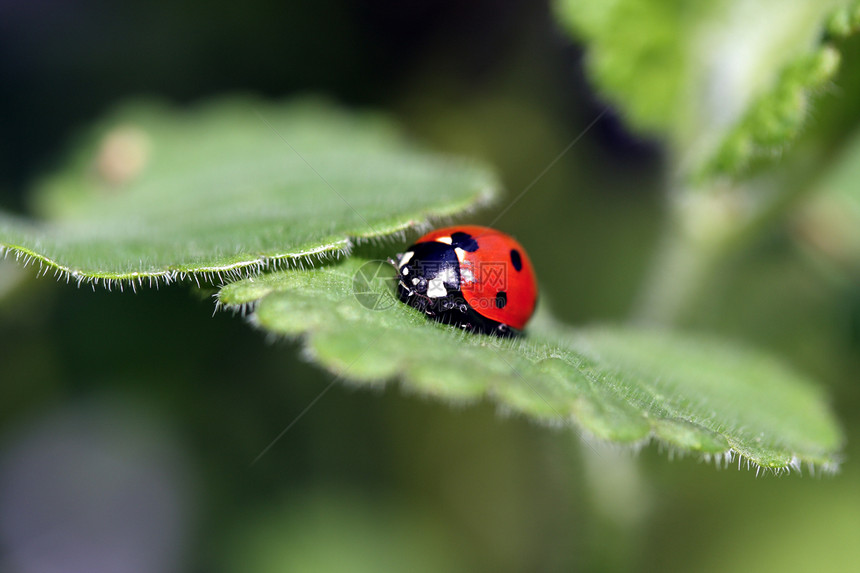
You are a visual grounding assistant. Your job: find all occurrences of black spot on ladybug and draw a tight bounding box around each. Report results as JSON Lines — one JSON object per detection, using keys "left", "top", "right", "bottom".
{"left": 510, "top": 249, "right": 523, "bottom": 272}
{"left": 495, "top": 291, "right": 507, "bottom": 309}
{"left": 450, "top": 232, "right": 479, "bottom": 252}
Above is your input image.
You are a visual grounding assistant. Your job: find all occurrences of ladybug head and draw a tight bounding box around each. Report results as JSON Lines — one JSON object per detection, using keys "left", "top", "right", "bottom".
{"left": 394, "top": 242, "right": 461, "bottom": 302}
{"left": 398, "top": 261, "right": 429, "bottom": 295}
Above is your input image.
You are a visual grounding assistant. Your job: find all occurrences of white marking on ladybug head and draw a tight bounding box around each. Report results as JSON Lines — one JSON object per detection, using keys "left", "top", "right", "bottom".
{"left": 426, "top": 278, "right": 447, "bottom": 298}
{"left": 397, "top": 251, "right": 414, "bottom": 268}
{"left": 454, "top": 247, "right": 466, "bottom": 263}
{"left": 435, "top": 236, "right": 453, "bottom": 245}
{"left": 411, "top": 277, "right": 420, "bottom": 285}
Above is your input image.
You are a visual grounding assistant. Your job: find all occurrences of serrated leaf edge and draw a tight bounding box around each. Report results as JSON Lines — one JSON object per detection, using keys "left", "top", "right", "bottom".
{"left": 0, "top": 184, "right": 496, "bottom": 291}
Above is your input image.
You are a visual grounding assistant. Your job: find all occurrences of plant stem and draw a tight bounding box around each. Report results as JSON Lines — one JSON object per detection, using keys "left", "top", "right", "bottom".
{"left": 632, "top": 143, "right": 835, "bottom": 327}
{"left": 631, "top": 223, "right": 720, "bottom": 326}
{"left": 631, "top": 186, "right": 734, "bottom": 326}
{"left": 579, "top": 440, "right": 651, "bottom": 572}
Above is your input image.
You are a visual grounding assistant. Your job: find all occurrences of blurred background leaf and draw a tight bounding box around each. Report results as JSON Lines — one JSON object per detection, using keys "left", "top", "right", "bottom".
{"left": 555, "top": 0, "right": 859, "bottom": 180}
{"left": 222, "top": 488, "right": 473, "bottom": 573}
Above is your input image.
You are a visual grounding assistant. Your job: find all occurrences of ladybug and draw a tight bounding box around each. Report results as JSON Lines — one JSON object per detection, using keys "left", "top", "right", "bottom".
{"left": 392, "top": 225, "right": 537, "bottom": 337}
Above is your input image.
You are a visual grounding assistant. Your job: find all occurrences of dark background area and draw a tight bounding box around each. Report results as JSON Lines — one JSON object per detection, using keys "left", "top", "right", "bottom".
{"left": 1, "top": 1, "right": 858, "bottom": 572}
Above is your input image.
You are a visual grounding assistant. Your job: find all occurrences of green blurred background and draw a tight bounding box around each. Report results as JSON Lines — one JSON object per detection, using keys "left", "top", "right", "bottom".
{"left": 1, "top": 1, "right": 859, "bottom": 572}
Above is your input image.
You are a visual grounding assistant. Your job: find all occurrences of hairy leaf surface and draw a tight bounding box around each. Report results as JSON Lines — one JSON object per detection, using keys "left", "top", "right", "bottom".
{"left": 0, "top": 97, "right": 498, "bottom": 286}
{"left": 219, "top": 257, "right": 843, "bottom": 473}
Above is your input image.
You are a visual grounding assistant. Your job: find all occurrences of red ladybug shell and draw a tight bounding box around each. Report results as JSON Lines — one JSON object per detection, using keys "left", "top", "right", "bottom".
{"left": 414, "top": 225, "right": 537, "bottom": 330}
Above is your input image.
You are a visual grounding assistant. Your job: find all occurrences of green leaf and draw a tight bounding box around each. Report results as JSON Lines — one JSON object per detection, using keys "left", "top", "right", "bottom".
{"left": 0, "top": 97, "right": 498, "bottom": 287}
{"left": 219, "top": 257, "right": 843, "bottom": 473}
{"left": 555, "top": 0, "right": 858, "bottom": 179}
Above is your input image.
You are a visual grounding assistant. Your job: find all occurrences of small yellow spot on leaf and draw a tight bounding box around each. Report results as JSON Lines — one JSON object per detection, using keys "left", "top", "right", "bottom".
{"left": 95, "top": 125, "right": 151, "bottom": 187}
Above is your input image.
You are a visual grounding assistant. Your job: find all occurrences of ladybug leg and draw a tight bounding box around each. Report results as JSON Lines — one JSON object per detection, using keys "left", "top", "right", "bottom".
{"left": 406, "top": 292, "right": 433, "bottom": 314}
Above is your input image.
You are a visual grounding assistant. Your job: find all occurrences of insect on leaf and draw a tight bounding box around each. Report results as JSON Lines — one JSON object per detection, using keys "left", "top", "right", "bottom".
{"left": 219, "top": 256, "right": 843, "bottom": 474}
